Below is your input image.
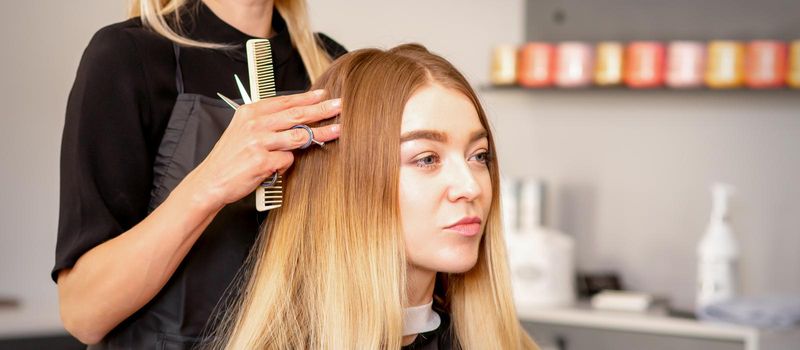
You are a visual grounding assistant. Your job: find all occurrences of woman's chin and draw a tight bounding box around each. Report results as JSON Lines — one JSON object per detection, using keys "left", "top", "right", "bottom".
{"left": 432, "top": 253, "right": 480, "bottom": 274}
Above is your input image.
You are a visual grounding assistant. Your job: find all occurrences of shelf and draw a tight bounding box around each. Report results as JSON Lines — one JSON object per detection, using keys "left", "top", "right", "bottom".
{"left": 518, "top": 305, "right": 800, "bottom": 350}
{"left": 478, "top": 85, "right": 800, "bottom": 96}
{"left": 518, "top": 306, "right": 758, "bottom": 342}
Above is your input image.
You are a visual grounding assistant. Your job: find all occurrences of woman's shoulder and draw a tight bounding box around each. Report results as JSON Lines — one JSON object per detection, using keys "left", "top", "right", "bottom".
{"left": 83, "top": 17, "right": 172, "bottom": 65}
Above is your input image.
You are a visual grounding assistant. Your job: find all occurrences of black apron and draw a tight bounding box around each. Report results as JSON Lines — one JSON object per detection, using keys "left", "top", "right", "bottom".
{"left": 89, "top": 44, "right": 271, "bottom": 349}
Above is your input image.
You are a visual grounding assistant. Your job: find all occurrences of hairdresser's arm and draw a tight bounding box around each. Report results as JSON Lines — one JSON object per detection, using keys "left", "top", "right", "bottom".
{"left": 57, "top": 91, "right": 342, "bottom": 344}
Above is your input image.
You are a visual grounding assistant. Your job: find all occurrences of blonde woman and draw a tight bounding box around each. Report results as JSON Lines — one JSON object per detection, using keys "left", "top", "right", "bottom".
{"left": 53, "top": 0, "right": 345, "bottom": 348}
{"left": 210, "top": 44, "right": 540, "bottom": 349}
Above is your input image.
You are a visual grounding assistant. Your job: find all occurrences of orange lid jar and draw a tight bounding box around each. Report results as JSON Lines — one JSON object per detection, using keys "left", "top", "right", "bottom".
{"left": 624, "top": 42, "right": 666, "bottom": 88}
{"left": 594, "top": 42, "right": 624, "bottom": 86}
{"left": 517, "top": 43, "right": 556, "bottom": 88}
{"left": 490, "top": 45, "right": 518, "bottom": 86}
{"left": 745, "top": 40, "right": 787, "bottom": 89}
{"left": 705, "top": 41, "right": 745, "bottom": 89}
{"left": 787, "top": 41, "right": 800, "bottom": 88}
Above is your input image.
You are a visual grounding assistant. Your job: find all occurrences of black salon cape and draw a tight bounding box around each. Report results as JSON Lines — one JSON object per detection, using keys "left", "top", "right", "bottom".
{"left": 54, "top": 0, "right": 346, "bottom": 346}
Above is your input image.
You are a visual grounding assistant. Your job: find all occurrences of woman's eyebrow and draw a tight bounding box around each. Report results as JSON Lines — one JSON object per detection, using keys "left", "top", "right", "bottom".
{"left": 469, "top": 129, "right": 488, "bottom": 143}
{"left": 400, "top": 130, "right": 447, "bottom": 143}
{"left": 399, "top": 129, "right": 488, "bottom": 143}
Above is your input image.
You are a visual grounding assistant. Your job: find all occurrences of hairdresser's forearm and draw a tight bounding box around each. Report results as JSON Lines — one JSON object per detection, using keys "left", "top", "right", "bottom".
{"left": 57, "top": 171, "right": 224, "bottom": 345}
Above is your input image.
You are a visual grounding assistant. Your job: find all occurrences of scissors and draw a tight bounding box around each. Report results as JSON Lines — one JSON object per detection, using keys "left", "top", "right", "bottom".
{"left": 216, "top": 74, "right": 251, "bottom": 110}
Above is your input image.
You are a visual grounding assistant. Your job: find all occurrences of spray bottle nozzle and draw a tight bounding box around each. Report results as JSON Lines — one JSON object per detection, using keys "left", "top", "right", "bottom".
{"left": 711, "top": 183, "right": 735, "bottom": 222}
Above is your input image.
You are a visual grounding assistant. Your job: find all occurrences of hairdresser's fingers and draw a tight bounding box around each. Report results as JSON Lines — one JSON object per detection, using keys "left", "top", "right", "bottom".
{"left": 264, "top": 124, "right": 342, "bottom": 151}
{"left": 248, "top": 89, "right": 328, "bottom": 115}
{"left": 308, "top": 124, "right": 342, "bottom": 143}
{"left": 260, "top": 150, "right": 295, "bottom": 177}
{"left": 264, "top": 98, "right": 342, "bottom": 131}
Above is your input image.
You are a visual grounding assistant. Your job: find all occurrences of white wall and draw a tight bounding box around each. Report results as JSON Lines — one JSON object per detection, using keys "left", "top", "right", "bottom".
{"left": 486, "top": 90, "right": 800, "bottom": 310}
{"left": 307, "top": 0, "right": 525, "bottom": 87}
{"left": 0, "top": 0, "right": 125, "bottom": 337}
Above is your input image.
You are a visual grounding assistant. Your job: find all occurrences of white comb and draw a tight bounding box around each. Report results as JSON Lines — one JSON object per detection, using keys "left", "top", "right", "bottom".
{"left": 247, "top": 39, "right": 277, "bottom": 101}
{"left": 246, "top": 39, "right": 281, "bottom": 212}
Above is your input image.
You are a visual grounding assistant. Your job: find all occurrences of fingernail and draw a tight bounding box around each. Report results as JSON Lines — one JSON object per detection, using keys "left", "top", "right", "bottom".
{"left": 312, "top": 89, "right": 325, "bottom": 96}
{"left": 329, "top": 98, "right": 342, "bottom": 108}
{"left": 331, "top": 124, "right": 341, "bottom": 133}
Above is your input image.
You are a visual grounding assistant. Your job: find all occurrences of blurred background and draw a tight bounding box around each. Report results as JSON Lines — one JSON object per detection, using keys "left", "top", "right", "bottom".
{"left": 1, "top": 0, "right": 798, "bottom": 349}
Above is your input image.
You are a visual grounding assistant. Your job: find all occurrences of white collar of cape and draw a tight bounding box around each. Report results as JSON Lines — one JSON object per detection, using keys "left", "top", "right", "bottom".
{"left": 402, "top": 300, "right": 441, "bottom": 336}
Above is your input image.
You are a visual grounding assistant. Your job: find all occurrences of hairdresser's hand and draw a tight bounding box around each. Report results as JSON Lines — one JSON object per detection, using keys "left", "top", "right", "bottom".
{"left": 183, "top": 89, "right": 342, "bottom": 210}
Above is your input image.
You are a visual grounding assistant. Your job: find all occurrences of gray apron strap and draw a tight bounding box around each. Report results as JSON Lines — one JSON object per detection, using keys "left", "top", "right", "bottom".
{"left": 174, "top": 43, "right": 185, "bottom": 94}
{"left": 146, "top": 44, "right": 195, "bottom": 212}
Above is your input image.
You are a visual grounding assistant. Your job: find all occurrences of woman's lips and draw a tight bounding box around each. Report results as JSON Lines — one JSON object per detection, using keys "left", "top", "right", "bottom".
{"left": 444, "top": 217, "right": 482, "bottom": 237}
{"left": 444, "top": 223, "right": 482, "bottom": 237}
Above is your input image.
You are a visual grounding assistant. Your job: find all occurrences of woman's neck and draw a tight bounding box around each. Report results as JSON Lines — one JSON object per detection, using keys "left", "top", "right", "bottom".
{"left": 201, "top": 0, "right": 275, "bottom": 38}
{"left": 407, "top": 266, "right": 436, "bottom": 306}
{"left": 403, "top": 266, "right": 437, "bottom": 346}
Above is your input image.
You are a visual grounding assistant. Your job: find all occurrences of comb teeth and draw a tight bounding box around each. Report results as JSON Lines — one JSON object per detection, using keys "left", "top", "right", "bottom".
{"left": 255, "top": 175, "right": 283, "bottom": 211}
{"left": 246, "top": 39, "right": 277, "bottom": 101}
{"left": 247, "top": 39, "right": 281, "bottom": 211}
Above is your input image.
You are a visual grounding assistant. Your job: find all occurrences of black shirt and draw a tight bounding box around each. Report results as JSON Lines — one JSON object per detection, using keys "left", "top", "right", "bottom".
{"left": 53, "top": 2, "right": 346, "bottom": 281}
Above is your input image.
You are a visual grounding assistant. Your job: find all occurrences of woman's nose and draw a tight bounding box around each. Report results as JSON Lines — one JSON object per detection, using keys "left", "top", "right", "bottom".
{"left": 445, "top": 159, "right": 482, "bottom": 203}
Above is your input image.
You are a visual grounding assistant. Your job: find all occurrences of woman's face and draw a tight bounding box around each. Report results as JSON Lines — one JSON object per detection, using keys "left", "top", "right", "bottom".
{"left": 399, "top": 83, "right": 492, "bottom": 275}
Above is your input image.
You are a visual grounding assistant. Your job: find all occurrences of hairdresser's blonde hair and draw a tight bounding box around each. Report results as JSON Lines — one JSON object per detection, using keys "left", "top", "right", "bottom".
{"left": 209, "top": 44, "right": 539, "bottom": 349}
{"left": 128, "top": 0, "right": 331, "bottom": 82}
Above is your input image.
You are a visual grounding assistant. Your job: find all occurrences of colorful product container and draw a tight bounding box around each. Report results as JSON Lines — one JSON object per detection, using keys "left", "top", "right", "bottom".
{"left": 705, "top": 41, "right": 745, "bottom": 89}
{"left": 517, "top": 43, "right": 556, "bottom": 87}
{"left": 490, "top": 45, "right": 518, "bottom": 86}
{"left": 666, "top": 41, "right": 705, "bottom": 88}
{"left": 786, "top": 41, "right": 800, "bottom": 88}
{"left": 745, "top": 40, "right": 787, "bottom": 88}
{"left": 555, "top": 42, "right": 593, "bottom": 88}
{"left": 624, "top": 41, "right": 666, "bottom": 88}
{"left": 594, "top": 42, "right": 624, "bottom": 86}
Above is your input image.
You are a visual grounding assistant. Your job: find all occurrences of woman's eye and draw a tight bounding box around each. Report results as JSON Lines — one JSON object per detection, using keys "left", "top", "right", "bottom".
{"left": 415, "top": 154, "right": 440, "bottom": 168}
{"left": 471, "top": 151, "right": 492, "bottom": 164}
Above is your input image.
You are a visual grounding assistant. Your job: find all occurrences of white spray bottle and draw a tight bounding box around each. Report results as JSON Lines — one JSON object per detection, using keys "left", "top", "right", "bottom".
{"left": 501, "top": 177, "right": 520, "bottom": 254}
{"left": 696, "top": 183, "right": 739, "bottom": 313}
{"left": 504, "top": 178, "right": 575, "bottom": 309}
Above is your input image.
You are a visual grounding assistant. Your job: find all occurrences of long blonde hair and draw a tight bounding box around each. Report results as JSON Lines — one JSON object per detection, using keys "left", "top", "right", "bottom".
{"left": 209, "top": 44, "right": 539, "bottom": 349}
{"left": 128, "top": 0, "right": 332, "bottom": 82}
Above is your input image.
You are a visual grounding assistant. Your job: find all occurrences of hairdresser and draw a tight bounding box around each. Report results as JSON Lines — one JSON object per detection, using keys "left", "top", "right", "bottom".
{"left": 53, "top": 0, "right": 345, "bottom": 348}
